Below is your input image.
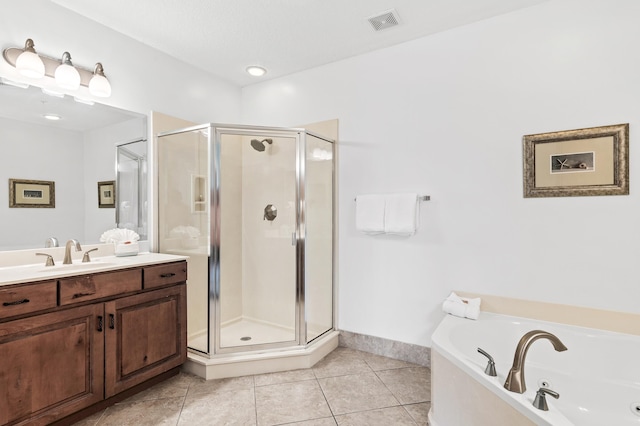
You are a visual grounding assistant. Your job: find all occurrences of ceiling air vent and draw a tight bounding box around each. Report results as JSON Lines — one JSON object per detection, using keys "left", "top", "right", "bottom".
{"left": 367, "top": 9, "right": 400, "bottom": 32}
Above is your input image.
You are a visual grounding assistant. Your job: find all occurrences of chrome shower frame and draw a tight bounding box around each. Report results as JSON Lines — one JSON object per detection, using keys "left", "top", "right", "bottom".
{"left": 157, "top": 123, "right": 335, "bottom": 357}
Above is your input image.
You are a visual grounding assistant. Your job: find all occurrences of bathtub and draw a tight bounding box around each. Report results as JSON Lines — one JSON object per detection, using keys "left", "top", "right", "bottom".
{"left": 429, "top": 311, "right": 640, "bottom": 426}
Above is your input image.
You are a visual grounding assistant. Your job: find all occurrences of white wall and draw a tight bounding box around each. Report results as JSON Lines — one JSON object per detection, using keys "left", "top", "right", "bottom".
{"left": 0, "top": 117, "right": 84, "bottom": 250}
{"left": 0, "top": 116, "right": 145, "bottom": 250}
{"left": 241, "top": 0, "right": 640, "bottom": 347}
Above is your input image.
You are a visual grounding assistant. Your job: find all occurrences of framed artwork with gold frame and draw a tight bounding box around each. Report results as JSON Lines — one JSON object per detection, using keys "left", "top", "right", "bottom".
{"left": 9, "top": 179, "right": 55, "bottom": 208}
{"left": 98, "top": 180, "right": 115, "bottom": 208}
{"left": 523, "top": 123, "right": 629, "bottom": 198}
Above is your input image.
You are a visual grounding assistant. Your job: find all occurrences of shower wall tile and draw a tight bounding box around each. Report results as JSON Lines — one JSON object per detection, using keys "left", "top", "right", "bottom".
{"left": 338, "top": 330, "right": 430, "bottom": 367}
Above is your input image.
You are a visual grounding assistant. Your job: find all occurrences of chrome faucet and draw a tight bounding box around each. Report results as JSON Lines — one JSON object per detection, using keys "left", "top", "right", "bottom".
{"left": 504, "top": 330, "right": 567, "bottom": 393}
{"left": 45, "top": 237, "right": 59, "bottom": 248}
{"left": 63, "top": 239, "right": 82, "bottom": 264}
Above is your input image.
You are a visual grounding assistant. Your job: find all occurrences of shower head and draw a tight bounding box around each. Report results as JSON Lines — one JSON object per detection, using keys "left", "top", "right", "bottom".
{"left": 250, "top": 138, "right": 273, "bottom": 152}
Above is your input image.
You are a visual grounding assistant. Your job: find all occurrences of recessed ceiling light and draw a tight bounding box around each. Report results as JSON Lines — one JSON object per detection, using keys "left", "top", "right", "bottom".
{"left": 246, "top": 66, "right": 267, "bottom": 77}
{"left": 43, "top": 114, "right": 61, "bottom": 121}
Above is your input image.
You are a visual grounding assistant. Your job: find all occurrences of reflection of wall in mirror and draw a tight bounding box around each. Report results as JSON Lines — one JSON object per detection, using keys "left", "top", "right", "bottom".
{"left": 0, "top": 115, "right": 146, "bottom": 251}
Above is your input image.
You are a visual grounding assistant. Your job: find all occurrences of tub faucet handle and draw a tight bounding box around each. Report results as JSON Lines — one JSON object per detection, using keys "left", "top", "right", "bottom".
{"left": 533, "top": 387, "right": 559, "bottom": 411}
{"left": 477, "top": 348, "right": 497, "bottom": 376}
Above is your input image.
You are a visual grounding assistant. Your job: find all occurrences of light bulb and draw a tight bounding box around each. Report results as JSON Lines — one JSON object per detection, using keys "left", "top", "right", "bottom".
{"left": 15, "top": 39, "right": 45, "bottom": 79}
{"left": 54, "top": 52, "right": 81, "bottom": 90}
{"left": 89, "top": 62, "right": 111, "bottom": 97}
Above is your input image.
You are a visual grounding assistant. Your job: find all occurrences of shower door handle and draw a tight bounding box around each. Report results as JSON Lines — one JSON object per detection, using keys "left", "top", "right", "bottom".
{"left": 291, "top": 232, "right": 296, "bottom": 246}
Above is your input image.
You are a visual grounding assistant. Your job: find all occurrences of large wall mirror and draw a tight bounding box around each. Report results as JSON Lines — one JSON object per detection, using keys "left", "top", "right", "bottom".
{"left": 0, "top": 81, "right": 147, "bottom": 251}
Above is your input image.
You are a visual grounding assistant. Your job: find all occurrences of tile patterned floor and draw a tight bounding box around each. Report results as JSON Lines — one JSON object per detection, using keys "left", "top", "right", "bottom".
{"left": 73, "top": 347, "right": 431, "bottom": 426}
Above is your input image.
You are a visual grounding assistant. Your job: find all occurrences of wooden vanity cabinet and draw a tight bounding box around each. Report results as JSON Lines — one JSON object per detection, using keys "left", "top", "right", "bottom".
{"left": 0, "top": 260, "right": 187, "bottom": 426}
{"left": 105, "top": 284, "right": 186, "bottom": 397}
{"left": 0, "top": 304, "right": 104, "bottom": 426}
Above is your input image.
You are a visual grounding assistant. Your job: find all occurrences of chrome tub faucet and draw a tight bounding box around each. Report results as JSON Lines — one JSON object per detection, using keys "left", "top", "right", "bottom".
{"left": 63, "top": 239, "right": 82, "bottom": 264}
{"left": 504, "top": 330, "right": 567, "bottom": 393}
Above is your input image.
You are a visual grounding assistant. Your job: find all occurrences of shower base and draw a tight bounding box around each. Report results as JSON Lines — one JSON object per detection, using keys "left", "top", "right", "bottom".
{"left": 220, "top": 318, "right": 296, "bottom": 347}
{"left": 183, "top": 329, "right": 339, "bottom": 380}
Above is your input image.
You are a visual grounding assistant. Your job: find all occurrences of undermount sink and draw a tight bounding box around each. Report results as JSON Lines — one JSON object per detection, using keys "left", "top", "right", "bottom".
{"left": 38, "top": 262, "right": 117, "bottom": 273}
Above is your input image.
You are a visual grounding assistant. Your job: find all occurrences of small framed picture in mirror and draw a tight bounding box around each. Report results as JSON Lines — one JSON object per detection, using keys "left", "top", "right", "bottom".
{"left": 98, "top": 180, "right": 115, "bottom": 208}
{"left": 9, "top": 178, "right": 55, "bottom": 208}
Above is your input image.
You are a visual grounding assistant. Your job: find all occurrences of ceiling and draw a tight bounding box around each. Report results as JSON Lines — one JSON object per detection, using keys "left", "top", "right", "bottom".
{"left": 51, "top": 0, "right": 547, "bottom": 87}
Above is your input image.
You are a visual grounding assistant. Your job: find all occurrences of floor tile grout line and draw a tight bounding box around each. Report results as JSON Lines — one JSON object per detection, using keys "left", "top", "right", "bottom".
{"left": 174, "top": 380, "right": 192, "bottom": 426}
{"left": 252, "top": 374, "right": 259, "bottom": 425}
{"left": 315, "top": 375, "right": 339, "bottom": 424}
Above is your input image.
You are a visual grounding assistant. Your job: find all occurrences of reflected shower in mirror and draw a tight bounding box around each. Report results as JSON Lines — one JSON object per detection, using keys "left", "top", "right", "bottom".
{"left": 117, "top": 140, "right": 148, "bottom": 240}
{"left": 0, "top": 80, "right": 147, "bottom": 251}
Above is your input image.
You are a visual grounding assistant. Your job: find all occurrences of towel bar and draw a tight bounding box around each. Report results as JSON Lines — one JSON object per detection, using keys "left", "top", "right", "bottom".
{"left": 354, "top": 195, "right": 430, "bottom": 201}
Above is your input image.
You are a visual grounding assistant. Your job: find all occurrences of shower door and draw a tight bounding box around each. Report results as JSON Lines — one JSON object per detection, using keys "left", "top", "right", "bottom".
{"left": 214, "top": 127, "right": 300, "bottom": 352}
{"left": 157, "top": 126, "right": 210, "bottom": 354}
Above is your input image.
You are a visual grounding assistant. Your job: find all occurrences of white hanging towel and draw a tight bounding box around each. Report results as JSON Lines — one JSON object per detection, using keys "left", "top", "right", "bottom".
{"left": 384, "top": 193, "right": 418, "bottom": 235}
{"left": 355, "top": 194, "right": 386, "bottom": 234}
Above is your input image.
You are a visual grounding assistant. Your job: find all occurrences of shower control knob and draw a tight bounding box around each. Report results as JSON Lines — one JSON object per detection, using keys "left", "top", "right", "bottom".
{"left": 264, "top": 204, "right": 277, "bottom": 221}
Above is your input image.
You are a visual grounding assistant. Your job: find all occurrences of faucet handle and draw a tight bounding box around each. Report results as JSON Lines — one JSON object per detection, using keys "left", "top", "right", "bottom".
{"left": 35, "top": 252, "right": 55, "bottom": 267}
{"left": 477, "top": 348, "right": 497, "bottom": 376}
{"left": 82, "top": 248, "right": 99, "bottom": 263}
{"left": 533, "top": 387, "right": 560, "bottom": 411}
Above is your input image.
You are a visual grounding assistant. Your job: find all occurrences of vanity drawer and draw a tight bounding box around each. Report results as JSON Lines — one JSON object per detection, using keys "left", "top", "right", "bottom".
{"left": 59, "top": 269, "right": 142, "bottom": 305}
{"left": 0, "top": 280, "right": 57, "bottom": 319}
{"left": 143, "top": 262, "right": 187, "bottom": 289}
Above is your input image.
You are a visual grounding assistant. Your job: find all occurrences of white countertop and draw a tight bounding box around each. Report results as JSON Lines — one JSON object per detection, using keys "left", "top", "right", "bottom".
{"left": 0, "top": 252, "right": 188, "bottom": 287}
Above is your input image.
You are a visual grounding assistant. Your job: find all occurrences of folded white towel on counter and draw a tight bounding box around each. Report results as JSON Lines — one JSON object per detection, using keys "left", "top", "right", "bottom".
{"left": 100, "top": 228, "right": 140, "bottom": 257}
{"left": 384, "top": 193, "right": 418, "bottom": 235}
{"left": 100, "top": 228, "right": 140, "bottom": 244}
{"left": 442, "top": 291, "right": 481, "bottom": 320}
{"left": 355, "top": 194, "right": 386, "bottom": 235}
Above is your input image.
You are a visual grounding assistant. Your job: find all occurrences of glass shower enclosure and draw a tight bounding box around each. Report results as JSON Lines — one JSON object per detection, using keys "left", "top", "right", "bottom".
{"left": 156, "top": 124, "right": 334, "bottom": 356}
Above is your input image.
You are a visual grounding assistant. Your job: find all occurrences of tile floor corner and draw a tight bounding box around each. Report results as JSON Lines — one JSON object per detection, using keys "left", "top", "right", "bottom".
{"left": 73, "top": 347, "right": 431, "bottom": 426}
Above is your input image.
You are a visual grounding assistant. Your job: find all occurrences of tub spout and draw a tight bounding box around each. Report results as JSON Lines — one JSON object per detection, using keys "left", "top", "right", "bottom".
{"left": 503, "top": 330, "right": 567, "bottom": 393}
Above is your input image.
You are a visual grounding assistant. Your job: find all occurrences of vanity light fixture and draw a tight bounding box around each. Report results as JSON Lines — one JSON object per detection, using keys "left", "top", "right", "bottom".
{"left": 88, "top": 63, "right": 111, "bottom": 97}
{"left": 15, "top": 39, "right": 45, "bottom": 79}
{"left": 3, "top": 38, "right": 112, "bottom": 97}
{"left": 246, "top": 65, "right": 267, "bottom": 77}
{"left": 54, "top": 52, "right": 81, "bottom": 90}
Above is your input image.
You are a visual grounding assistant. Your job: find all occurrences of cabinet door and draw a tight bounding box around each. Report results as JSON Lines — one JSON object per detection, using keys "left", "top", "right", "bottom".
{"left": 0, "top": 304, "right": 104, "bottom": 426}
{"left": 105, "top": 284, "right": 186, "bottom": 397}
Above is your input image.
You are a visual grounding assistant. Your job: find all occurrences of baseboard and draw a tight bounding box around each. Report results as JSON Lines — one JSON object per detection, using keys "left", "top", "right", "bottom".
{"left": 338, "top": 330, "right": 430, "bottom": 367}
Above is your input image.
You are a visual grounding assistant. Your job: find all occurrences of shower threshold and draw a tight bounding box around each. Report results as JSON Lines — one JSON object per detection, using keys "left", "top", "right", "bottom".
{"left": 183, "top": 330, "right": 339, "bottom": 380}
